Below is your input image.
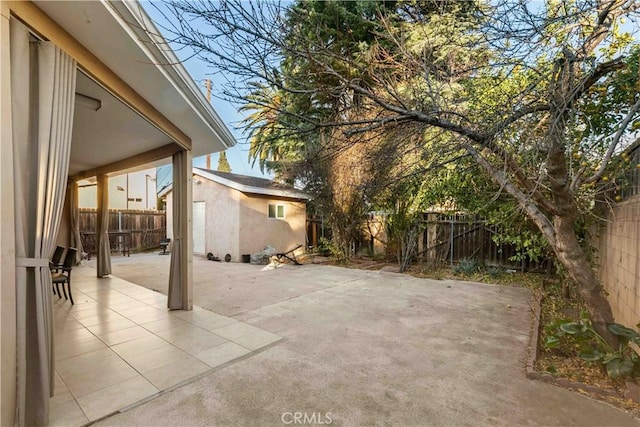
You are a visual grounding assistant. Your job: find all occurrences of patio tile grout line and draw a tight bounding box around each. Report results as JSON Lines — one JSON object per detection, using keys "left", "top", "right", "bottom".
{"left": 50, "top": 371, "right": 92, "bottom": 424}
{"left": 56, "top": 315, "right": 277, "bottom": 422}
{"left": 53, "top": 266, "right": 285, "bottom": 426}
{"left": 54, "top": 287, "right": 168, "bottom": 420}
{"left": 81, "top": 336, "right": 285, "bottom": 427}
{"left": 56, "top": 308, "right": 270, "bottom": 419}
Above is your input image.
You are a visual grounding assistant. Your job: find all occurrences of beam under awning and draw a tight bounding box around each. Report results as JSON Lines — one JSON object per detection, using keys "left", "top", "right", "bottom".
{"left": 71, "top": 143, "right": 180, "bottom": 181}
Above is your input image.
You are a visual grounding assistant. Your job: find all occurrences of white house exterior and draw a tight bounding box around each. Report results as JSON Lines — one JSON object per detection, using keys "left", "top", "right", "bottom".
{"left": 161, "top": 168, "right": 309, "bottom": 262}
{"left": 78, "top": 168, "right": 158, "bottom": 210}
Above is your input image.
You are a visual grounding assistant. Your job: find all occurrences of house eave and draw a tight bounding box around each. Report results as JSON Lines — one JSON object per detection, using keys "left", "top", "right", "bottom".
{"left": 193, "top": 169, "right": 310, "bottom": 201}
{"left": 30, "top": 0, "right": 236, "bottom": 157}
{"left": 155, "top": 168, "right": 313, "bottom": 201}
{"left": 111, "top": 1, "right": 236, "bottom": 151}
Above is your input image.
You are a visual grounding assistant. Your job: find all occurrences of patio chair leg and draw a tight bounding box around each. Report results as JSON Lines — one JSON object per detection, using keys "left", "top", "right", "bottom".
{"left": 62, "top": 283, "right": 68, "bottom": 301}
{"left": 55, "top": 283, "right": 62, "bottom": 299}
{"left": 66, "top": 282, "right": 74, "bottom": 305}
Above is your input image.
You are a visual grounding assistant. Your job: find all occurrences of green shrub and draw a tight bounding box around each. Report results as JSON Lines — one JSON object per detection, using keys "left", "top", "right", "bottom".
{"left": 453, "top": 258, "right": 483, "bottom": 275}
{"left": 486, "top": 265, "right": 503, "bottom": 278}
{"left": 545, "top": 312, "right": 640, "bottom": 380}
{"left": 317, "top": 237, "right": 344, "bottom": 260}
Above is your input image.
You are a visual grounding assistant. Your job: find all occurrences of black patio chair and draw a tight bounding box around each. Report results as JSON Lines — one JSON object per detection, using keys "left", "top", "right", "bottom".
{"left": 159, "top": 238, "right": 171, "bottom": 255}
{"left": 50, "top": 246, "right": 65, "bottom": 269}
{"left": 50, "top": 246, "right": 65, "bottom": 297}
{"left": 52, "top": 247, "right": 77, "bottom": 305}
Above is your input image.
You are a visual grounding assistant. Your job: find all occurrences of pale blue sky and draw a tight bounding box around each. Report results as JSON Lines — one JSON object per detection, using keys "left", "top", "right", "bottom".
{"left": 144, "top": 0, "right": 639, "bottom": 184}
{"left": 143, "top": 2, "right": 268, "bottom": 178}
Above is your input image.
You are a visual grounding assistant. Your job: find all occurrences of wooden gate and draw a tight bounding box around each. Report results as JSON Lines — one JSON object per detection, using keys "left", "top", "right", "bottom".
{"left": 421, "top": 213, "right": 552, "bottom": 272}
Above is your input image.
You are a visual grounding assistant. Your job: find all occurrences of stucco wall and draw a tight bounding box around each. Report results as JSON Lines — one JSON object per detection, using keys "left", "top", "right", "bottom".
{"left": 166, "top": 177, "right": 307, "bottom": 261}
{"left": 78, "top": 168, "right": 157, "bottom": 210}
{"left": 363, "top": 215, "right": 387, "bottom": 256}
{"left": 56, "top": 191, "right": 71, "bottom": 249}
{"left": 193, "top": 177, "right": 240, "bottom": 260}
{"left": 593, "top": 196, "right": 640, "bottom": 328}
{"left": 238, "top": 194, "right": 307, "bottom": 258}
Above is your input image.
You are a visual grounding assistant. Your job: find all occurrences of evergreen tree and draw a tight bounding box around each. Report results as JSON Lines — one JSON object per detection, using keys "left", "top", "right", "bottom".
{"left": 217, "top": 151, "right": 232, "bottom": 173}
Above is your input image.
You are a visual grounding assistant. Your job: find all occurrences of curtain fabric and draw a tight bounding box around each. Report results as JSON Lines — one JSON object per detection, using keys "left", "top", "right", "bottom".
{"left": 168, "top": 151, "right": 184, "bottom": 309}
{"left": 68, "top": 181, "right": 83, "bottom": 265}
{"left": 168, "top": 150, "right": 192, "bottom": 310}
{"left": 10, "top": 20, "right": 76, "bottom": 427}
{"left": 96, "top": 174, "right": 111, "bottom": 277}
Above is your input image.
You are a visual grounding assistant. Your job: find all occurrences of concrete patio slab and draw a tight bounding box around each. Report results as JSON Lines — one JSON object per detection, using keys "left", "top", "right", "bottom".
{"left": 89, "top": 254, "right": 639, "bottom": 426}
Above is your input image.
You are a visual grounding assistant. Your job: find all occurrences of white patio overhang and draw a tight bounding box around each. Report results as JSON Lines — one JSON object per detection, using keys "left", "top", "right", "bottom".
{"left": 0, "top": 1, "right": 235, "bottom": 426}
{"left": 38, "top": 0, "right": 236, "bottom": 175}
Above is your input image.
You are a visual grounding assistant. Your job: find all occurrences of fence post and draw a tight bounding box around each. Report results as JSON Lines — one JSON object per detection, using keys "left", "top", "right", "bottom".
{"left": 425, "top": 213, "right": 438, "bottom": 264}
{"left": 480, "top": 219, "right": 485, "bottom": 262}
{"left": 450, "top": 216, "right": 454, "bottom": 267}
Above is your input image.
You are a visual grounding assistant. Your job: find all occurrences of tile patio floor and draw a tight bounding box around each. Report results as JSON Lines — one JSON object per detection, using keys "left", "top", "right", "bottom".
{"left": 50, "top": 265, "right": 282, "bottom": 426}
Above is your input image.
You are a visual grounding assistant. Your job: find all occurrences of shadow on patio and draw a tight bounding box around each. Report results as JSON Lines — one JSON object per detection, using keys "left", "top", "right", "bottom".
{"left": 50, "top": 265, "right": 282, "bottom": 426}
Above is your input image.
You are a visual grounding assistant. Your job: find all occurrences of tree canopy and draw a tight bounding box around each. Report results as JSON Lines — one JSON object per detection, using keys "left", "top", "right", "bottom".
{"left": 155, "top": 0, "right": 640, "bottom": 343}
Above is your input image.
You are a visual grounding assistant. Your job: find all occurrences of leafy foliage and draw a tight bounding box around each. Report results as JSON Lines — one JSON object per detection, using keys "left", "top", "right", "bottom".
{"left": 157, "top": 0, "right": 640, "bottom": 344}
{"left": 382, "top": 177, "right": 429, "bottom": 271}
{"left": 316, "top": 236, "right": 344, "bottom": 260}
{"left": 452, "top": 258, "right": 484, "bottom": 276}
{"left": 545, "top": 313, "right": 640, "bottom": 380}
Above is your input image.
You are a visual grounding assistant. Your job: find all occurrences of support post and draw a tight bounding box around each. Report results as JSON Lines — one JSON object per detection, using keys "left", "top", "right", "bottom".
{"left": 450, "top": 217, "right": 454, "bottom": 267}
{"left": 168, "top": 149, "right": 193, "bottom": 310}
{"left": 96, "top": 174, "right": 111, "bottom": 277}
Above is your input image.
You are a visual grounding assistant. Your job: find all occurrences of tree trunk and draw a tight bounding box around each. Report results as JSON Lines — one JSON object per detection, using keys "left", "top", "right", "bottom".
{"left": 537, "top": 54, "right": 619, "bottom": 347}
{"left": 468, "top": 142, "right": 620, "bottom": 346}
{"left": 552, "top": 215, "right": 618, "bottom": 347}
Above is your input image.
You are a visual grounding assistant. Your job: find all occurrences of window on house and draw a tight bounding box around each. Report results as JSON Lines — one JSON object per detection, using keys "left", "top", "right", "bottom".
{"left": 268, "top": 203, "right": 285, "bottom": 219}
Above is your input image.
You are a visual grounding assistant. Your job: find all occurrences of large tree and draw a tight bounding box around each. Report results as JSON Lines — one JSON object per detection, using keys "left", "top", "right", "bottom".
{"left": 242, "top": 1, "right": 408, "bottom": 256}
{"left": 154, "top": 0, "right": 640, "bottom": 342}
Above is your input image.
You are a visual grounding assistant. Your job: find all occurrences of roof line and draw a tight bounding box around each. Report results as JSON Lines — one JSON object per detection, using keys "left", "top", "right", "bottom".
{"left": 194, "top": 169, "right": 310, "bottom": 200}
{"left": 108, "top": 1, "right": 236, "bottom": 149}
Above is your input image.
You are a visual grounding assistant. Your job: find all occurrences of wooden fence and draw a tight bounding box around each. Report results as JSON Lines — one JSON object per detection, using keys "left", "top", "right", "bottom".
{"left": 360, "top": 212, "right": 552, "bottom": 272}
{"left": 420, "top": 213, "right": 552, "bottom": 272}
{"left": 79, "top": 208, "right": 166, "bottom": 255}
{"left": 306, "top": 217, "right": 329, "bottom": 248}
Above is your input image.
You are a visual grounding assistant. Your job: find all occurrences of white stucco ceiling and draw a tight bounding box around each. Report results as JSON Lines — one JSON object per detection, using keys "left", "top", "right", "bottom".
{"left": 70, "top": 72, "right": 171, "bottom": 175}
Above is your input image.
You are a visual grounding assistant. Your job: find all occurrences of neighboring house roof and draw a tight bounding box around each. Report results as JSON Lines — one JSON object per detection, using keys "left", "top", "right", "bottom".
{"left": 627, "top": 136, "right": 640, "bottom": 154}
{"left": 158, "top": 168, "right": 310, "bottom": 200}
{"left": 158, "top": 183, "right": 173, "bottom": 199}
